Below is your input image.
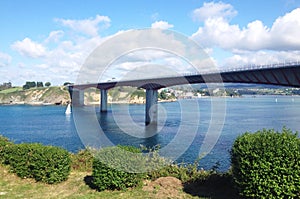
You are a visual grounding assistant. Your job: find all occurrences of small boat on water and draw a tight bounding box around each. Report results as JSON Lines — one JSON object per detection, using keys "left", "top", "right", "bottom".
{"left": 65, "top": 103, "right": 71, "bottom": 115}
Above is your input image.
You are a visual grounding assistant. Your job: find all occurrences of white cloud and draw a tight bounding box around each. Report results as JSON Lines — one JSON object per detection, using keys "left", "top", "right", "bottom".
{"left": 192, "top": 4, "right": 300, "bottom": 51}
{"left": 269, "top": 8, "right": 300, "bottom": 50}
{"left": 11, "top": 38, "right": 47, "bottom": 58}
{"left": 55, "top": 15, "right": 111, "bottom": 36}
{"left": 192, "top": 1, "right": 237, "bottom": 22}
{"left": 8, "top": 15, "right": 109, "bottom": 85}
{"left": 192, "top": 17, "right": 241, "bottom": 49}
{"left": 151, "top": 20, "right": 174, "bottom": 29}
{"left": 191, "top": 2, "right": 300, "bottom": 69}
{"left": 223, "top": 50, "right": 300, "bottom": 68}
{"left": 45, "top": 30, "right": 64, "bottom": 43}
{"left": 0, "top": 52, "right": 12, "bottom": 67}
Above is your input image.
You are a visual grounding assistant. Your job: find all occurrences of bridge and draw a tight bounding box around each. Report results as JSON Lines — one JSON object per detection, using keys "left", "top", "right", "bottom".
{"left": 68, "top": 61, "right": 300, "bottom": 125}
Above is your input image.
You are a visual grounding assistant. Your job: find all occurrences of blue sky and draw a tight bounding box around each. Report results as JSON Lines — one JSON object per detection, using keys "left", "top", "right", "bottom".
{"left": 0, "top": 0, "right": 300, "bottom": 85}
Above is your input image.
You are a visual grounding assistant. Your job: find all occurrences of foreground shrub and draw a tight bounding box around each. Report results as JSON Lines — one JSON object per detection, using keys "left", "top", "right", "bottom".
{"left": 5, "top": 143, "right": 71, "bottom": 184}
{"left": 0, "top": 136, "right": 12, "bottom": 163}
{"left": 92, "top": 145, "right": 146, "bottom": 191}
{"left": 147, "top": 161, "right": 209, "bottom": 183}
{"left": 231, "top": 128, "right": 300, "bottom": 198}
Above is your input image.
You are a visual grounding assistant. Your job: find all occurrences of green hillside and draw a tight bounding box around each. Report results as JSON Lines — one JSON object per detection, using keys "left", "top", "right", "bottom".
{"left": 0, "top": 86, "right": 70, "bottom": 105}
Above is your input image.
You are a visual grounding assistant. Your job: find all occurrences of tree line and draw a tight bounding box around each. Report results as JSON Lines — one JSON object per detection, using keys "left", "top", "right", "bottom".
{"left": 0, "top": 82, "right": 12, "bottom": 91}
{"left": 23, "top": 81, "right": 51, "bottom": 90}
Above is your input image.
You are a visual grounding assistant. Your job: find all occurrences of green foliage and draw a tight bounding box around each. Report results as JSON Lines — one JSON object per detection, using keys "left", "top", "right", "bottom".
{"left": 158, "top": 89, "right": 176, "bottom": 100}
{"left": 92, "top": 144, "right": 215, "bottom": 192}
{"left": 92, "top": 145, "right": 146, "bottom": 191}
{"left": 45, "top": 82, "right": 51, "bottom": 87}
{"left": 130, "top": 89, "right": 145, "bottom": 99}
{"left": 71, "top": 148, "right": 94, "bottom": 172}
{"left": 148, "top": 163, "right": 206, "bottom": 183}
{"left": 0, "top": 136, "right": 12, "bottom": 163}
{"left": 36, "top": 81, "right": 44, "bottom": 87}
{"left": 23, "top": 81, "right": 36, "bottom": 90}
{"left": 158, "top": 90, "right": 168, "bottom": 100}
{"left": 22, "top": 84, "right": 30, "bottom": 90}
{"left": 4, "top": 143, "right": 71, "bottom": 184}
{"left": 230, "top": 128, "right": 300, "bottom": 198}
{"left": 0, "top": 87, "right": 23, "bottom": 94}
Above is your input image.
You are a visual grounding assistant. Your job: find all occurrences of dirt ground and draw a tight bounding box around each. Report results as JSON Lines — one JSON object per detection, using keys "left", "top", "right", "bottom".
{"left": 143, "top": 176, "right": 186, "bottom": 198}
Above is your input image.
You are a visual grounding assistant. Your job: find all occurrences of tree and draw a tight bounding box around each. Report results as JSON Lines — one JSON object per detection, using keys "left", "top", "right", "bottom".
{"left": 23, "top": 81, "right": 36, "bottom": 90}
{"left": 45, "top": 82, "right": 51, "bottom": 87}
{"left": 158, "top": 90, "right": 168, "bottom": 100}
{"left": 23, "top": 84, "right": 30, "bottom": 90}
{"left": 37, "top": 82, "right": 44, "bottom": 87}
{"left": 63, "top": 82, "right": 72, "bottom": 86}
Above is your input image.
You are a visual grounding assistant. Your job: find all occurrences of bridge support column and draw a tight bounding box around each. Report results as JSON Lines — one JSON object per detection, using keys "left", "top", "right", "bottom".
{"left": 70, "top": 88, "right": 84, "bottom": 106}
{"left": 100, "top": 89, "right": 108, "bottom": 112}
{"left": 145, "top": 89, "right": 158, "bottom": 125}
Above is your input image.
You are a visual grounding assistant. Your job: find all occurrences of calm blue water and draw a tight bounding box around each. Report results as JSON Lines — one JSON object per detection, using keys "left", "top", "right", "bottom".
{"left": 1, "top": 95, "right": 300, "bottom": 171}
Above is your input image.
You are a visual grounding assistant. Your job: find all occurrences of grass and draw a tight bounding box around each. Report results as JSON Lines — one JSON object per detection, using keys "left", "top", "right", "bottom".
{"left": 0, "top": 164, "right": 240, "bottom": 199}
{"left": 0, "top": 164, "right": 149, "bottom": 199}
{"left": 0, "top": 87, "right": 22, "bottom": 94}
{"left": 0, "top": 142, "right": 239, "bottom": 198}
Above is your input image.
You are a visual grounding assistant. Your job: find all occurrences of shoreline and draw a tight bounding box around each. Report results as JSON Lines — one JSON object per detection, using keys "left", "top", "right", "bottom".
{"left": 1, "top": 94, "right": 299, "bottom": 106}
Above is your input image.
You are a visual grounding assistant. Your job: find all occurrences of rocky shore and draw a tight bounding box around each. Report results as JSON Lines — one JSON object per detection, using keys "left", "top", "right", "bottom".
{"left": 0, "top": 87, "right": 177, "bottom": 106}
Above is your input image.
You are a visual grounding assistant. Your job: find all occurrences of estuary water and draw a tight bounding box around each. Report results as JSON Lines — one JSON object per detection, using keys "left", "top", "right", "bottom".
{"left": 1, "top": 95, "right": 300, "bottom": 171}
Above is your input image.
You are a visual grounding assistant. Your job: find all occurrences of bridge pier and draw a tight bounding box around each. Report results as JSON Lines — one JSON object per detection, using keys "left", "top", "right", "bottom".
{"left": 145, "top": 89, "right": 158, "bottom": 126}
{"left": 100, "top": 89, "right": 108, "bottom": 112}
{"left": 70, "top": 88, "right": 84, "bottom": 106}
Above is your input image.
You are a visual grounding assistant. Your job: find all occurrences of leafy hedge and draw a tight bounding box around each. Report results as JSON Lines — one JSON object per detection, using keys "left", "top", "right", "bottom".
{"left": 2, "top": 142, "right": 71, "bottom": 184}
{"left": 92, "top": 145, "right": 148, "bottom": 191}
{"left": 231, "top": 128, "right": 300, "bottom": 198}
{"left": 0, "top": 135, "right": 12, "bottom": 163}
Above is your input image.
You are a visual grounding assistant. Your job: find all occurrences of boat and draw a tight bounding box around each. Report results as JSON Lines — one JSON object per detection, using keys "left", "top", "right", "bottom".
{"left": 65, "top": 103, "right": 71, "bottom": 115}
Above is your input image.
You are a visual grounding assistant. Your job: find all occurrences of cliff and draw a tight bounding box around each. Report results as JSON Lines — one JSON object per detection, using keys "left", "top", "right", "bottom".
{"left": 0, "top": 86, "right": 176, "bottom": 106}
{"left": 0, "top": 87, "right": 70, "bottom": 105}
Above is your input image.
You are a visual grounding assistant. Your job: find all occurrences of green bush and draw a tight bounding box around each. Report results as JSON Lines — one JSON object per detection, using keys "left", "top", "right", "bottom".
{"left": 231, "top": 128, "right": 300, "bottom": 198}
{"left": 0, "top": 136, "right": 12, "bottom": 163}
{"left": 147, "top": 161, "right": 209, "bottom": 183}
{"left": 5, "top": 143, "right": 71, "bottom": 184}
{"left": 92, "top": 145, "right": 146, "bottom": 191}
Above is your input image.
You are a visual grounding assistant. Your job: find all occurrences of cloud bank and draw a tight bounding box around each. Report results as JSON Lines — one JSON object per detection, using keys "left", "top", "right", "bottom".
{"left": 191, "top": 2, "right": 300, "bottom": 67}
{"left": 192, "top": 4, "right": 300, "bottom": 51}
{"left": 4, "top": 1, "right": 300, "bottom": 85}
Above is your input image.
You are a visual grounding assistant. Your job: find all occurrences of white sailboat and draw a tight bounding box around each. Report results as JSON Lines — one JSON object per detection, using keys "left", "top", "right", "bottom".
{"left": 65, "top": 103, "right": 71, "bottom": 115}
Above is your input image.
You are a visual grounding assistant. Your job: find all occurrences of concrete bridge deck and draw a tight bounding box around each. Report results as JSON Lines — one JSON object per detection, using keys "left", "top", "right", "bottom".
{"left": 68, "top": 61, "right": 300, "bottom": 125}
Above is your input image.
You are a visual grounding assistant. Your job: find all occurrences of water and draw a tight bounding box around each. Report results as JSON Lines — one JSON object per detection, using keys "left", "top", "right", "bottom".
{"left": 1, "top": 95, "right": 300, "bottom": 171}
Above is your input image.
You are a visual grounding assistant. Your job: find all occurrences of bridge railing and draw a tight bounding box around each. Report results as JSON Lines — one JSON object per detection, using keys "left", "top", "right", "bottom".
{"left": 180, "top": 60, "right": 300, "bottom": 77}
{"left": 219, "top": 60, "right": 300, "bottom": 74}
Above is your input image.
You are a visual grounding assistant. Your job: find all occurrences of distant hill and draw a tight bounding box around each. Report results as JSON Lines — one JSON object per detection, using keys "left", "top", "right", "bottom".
{"left": 195, "top": 83, "right": 286, "bottom": 89}
{"left": 0, "top": 87, "right": 70, "bottom": 105}
{"left": 0, "top": 86, "right": 171, "bottom": 106}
